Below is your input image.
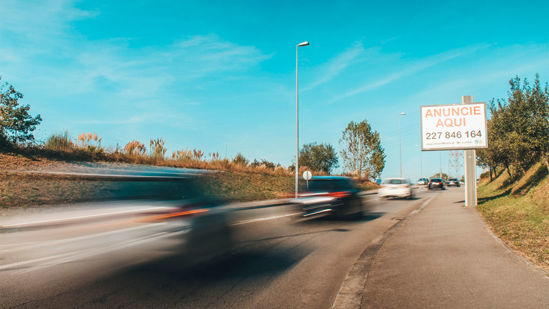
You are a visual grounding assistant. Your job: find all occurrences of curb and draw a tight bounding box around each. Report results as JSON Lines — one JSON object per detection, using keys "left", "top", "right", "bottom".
{"left": 331, "top": 195, "right": 436, "bottom": 309}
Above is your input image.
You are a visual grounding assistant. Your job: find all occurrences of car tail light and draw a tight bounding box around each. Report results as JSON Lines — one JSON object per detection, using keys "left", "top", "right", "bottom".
{"left": 326, "top": 191, "right": 351, "bottom": 198}
{"left": 404, "top": 184, "right": 410, "bottom": 188}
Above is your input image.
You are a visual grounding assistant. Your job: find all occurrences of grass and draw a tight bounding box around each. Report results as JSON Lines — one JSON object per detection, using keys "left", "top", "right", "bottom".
{"left": 477, "top": 163, "right": 549, "bottom": 271}
{"left": 0, "top": 135, "right": 375, "bottom": 209}
{"left": 0, "top": 171, "right": 295, "bottom": 210}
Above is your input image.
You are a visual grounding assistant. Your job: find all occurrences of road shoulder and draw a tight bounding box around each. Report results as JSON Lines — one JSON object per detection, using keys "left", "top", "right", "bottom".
{"left": 359, "top": 188, "right": 549, "bottom": 308}
{"left": 332, "top": 194, "right": 435, "bottom": 309}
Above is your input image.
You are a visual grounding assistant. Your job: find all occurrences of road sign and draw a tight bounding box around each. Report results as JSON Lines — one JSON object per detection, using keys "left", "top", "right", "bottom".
{"left": 302, "top": 170, "right": 312, "bottom": 181}
{"left": 420, "top": 102, "right": 488, "bottom": 151}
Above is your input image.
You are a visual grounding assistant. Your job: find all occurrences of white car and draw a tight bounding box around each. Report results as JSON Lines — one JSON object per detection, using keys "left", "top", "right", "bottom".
{"left": 378, "top": 178, "right": 414, "bottom": 199}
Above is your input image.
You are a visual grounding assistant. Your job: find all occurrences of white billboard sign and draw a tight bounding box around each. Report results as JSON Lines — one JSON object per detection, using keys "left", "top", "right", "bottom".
{"left": 420, "top": 103, "right": 488, "bottom": 151}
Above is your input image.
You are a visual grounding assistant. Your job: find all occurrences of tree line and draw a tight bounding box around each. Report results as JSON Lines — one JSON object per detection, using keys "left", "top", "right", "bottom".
{"left": 477, "top": 75, "right": 549, "bottom": 180}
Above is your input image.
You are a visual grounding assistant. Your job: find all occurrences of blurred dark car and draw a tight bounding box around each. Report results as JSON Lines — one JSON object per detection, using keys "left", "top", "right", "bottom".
{"left": 428, "top": 178, "right": 446, "bottom": 190}
{"left": 447, "top": 178, "right": 461, "bottom": 187}
{"left": 292, "top": 176, "right": 363, "bottom": 218}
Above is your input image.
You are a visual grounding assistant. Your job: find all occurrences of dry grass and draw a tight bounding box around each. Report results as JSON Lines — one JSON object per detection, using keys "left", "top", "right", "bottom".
{"left": 0, "top": 170, "right": 294, "bottom": 210}
{"left": 477, "top": 162, "right": 549, "bottom": 271}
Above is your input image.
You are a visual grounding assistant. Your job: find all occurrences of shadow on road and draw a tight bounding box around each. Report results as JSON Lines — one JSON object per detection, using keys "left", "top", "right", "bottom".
{"left": 37, "top": 245, "right": 312, "bottom": 307}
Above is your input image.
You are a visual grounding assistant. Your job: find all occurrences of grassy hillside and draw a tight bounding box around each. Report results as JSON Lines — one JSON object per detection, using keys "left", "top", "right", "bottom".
{"left": 477, "top": 162, "right": 549, "bottom": 271}
{"left": 0, "top": 153, "right": 295, "bottom": 209}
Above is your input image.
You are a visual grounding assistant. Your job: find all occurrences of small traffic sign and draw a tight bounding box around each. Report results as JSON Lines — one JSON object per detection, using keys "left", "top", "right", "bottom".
{"left": 303, "top": 170, "right": 312, "bottom": 181}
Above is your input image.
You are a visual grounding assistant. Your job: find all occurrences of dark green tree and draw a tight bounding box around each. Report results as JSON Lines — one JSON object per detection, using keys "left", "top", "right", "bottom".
{"left": 299, "top": 142, "right": 338, "bottom": 174}
{"left": 0, "top": 77, "right": 42, "bottom": 146}
{"left": 481, "top": 75, "right": 549, "bottom": 176}
{"left": 340, "top": 120, "right": 386, "bottom": 179}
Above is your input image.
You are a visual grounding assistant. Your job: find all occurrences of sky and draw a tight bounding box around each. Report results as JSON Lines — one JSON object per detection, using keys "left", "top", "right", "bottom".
{"left": 1, "top": 0, "right": 549, "bottom": 180}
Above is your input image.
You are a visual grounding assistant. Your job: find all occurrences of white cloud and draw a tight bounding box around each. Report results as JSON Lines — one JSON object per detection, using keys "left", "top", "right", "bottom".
{"left": 303, "top": 42, "right": 366, "bottom": 91}
{"left": 329, "top": 45, "right": 489, "bottom": 103}
{"left": 0, "top": 1, "right": 270, "bottom": 114}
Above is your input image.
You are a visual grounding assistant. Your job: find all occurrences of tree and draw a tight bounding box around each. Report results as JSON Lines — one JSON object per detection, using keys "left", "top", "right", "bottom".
{"left": 339, "top": 120, "right": 386, "bottom": 180}
{"left": 0, "top": 77, "right": 42, "bottom": 146}
{"left": 480, "top": 75, "right": 549, "bottom": 176}
{"left": 299, "top": 142, "right": 338, "bottom": 174}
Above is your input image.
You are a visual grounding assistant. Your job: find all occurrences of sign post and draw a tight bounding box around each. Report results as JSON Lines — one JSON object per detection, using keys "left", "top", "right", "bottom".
{"left": 420, "top": 97, "right": 487, "bottom": 207}
{"left": 462, "top": 96, "right": 478, "bottom": 207}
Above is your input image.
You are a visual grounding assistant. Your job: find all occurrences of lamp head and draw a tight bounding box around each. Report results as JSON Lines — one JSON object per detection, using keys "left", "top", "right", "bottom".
{"left": 297, "top": 41, "right": 310, "bottom": 47}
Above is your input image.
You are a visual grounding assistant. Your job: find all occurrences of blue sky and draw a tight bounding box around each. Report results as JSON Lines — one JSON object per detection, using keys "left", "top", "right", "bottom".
{"left": 1, "top": 0, "right": 549, "bottom": 179}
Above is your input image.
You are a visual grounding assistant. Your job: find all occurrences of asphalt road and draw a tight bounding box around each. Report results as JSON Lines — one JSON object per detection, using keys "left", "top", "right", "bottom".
{"left": 1, "top": 188, "right": 440, "bottom": 308}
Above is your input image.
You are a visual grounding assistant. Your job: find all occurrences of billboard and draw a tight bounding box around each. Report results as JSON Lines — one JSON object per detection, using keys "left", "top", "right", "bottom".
{"left": 420, "top": 103, "right": 488, "bottom": 151}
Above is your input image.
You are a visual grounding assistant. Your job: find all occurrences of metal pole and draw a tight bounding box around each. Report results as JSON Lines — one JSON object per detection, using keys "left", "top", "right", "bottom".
{"left": 295, "top": 46, "right": 299, "bottom": 198}
{"left": 399, "top": 115, "right": 402, "bottom": 178}
{"left": 463, "top": 95, "right": 477, "bottom": 207}
{"left": 439, "top": 152, "right": 442, "bottom": 178}
{"left": 420, "top": 151, "right": 423, "bottom": 178}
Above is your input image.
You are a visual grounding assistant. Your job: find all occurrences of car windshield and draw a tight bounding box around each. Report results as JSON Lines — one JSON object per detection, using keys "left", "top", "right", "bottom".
{"left": 449, "top": 178, "right": 458, "bottom": 181}
{"left": 308, "top": 179, "right": 353, "bottom": 192}
{"left": 383, "top": 179, "right": 406, "bottom": 184}
{"left": 431, "top": 178, "right": 442, "bottom": 182}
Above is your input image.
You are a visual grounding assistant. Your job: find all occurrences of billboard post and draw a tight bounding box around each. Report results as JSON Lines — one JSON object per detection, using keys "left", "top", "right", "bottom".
{"left": 420, "top": 97, "right": 488, "bottom": 207}
{"left": 462, "top": 96, "right": 477, "bottom": 207}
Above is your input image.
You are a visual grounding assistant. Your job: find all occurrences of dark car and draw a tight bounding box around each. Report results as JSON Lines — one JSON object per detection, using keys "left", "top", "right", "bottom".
{"left": 447, "top": 178, "right": 461, "bottom": 187}
{"left": 292, "top": 176, "right": 364, "bottom": 218}
{"left": 428, "top": 178, "right": 446, "bottom": 190}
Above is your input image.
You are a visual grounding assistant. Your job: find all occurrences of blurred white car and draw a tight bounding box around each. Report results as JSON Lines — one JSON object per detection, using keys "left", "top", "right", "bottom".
{"left": 378, "top": 178, "right": 414, "bottom": 199}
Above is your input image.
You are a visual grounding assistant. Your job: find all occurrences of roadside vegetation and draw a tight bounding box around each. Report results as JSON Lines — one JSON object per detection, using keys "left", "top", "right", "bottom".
{"left": 0, "top": 77, "right": 380, "bottom": 208}
{"left": 476, "top": 75, "right": 548, "bottom": 271}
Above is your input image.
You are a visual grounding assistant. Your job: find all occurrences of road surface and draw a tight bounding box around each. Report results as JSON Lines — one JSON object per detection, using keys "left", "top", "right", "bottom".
{"left": 1, "top": 188, "right": 438, "bottom": 308}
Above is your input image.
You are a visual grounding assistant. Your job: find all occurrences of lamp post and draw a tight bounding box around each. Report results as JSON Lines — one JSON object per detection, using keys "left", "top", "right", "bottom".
{"left": 295, "top": 41, "right": 309, "bottom": 198}
{"left": 415, "top": 144, "right": 423, "bottom": 179}
{"left": 399, "top": 112, "right": 406, "bottom": 178}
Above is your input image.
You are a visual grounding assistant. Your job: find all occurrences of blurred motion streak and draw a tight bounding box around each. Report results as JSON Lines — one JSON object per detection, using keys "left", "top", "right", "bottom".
{"left": 141, "top": 208, "right": 210, "bottom": 222}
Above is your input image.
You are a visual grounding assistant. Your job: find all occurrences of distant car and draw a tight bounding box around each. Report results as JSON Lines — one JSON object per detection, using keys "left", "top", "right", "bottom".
{"left": 417, "top": 178, "right": 429, "bottom": 185}
{"left": 447, "top": 178, "right": 461, "bottom": 187}
{"left": 291, "top": 176, "right": 363, "bottom": 218}
{"left": 378, "top": 178, "right": 414, "bottom": 199}
{"left": 428, "top": 178, "right": 446, "bottom": 190}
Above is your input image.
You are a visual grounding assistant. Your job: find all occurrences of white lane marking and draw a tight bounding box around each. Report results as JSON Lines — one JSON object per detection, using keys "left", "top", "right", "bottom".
{"left": 0, "top": 206, "right": 177, "bottom": 228}
{"left": 0, "top": 222, "right": 170, "bottom": 254}
{"left": 3, "top": 229, "right": 188, "bottom": 274}
{"left": 410, "top": 196, "right": 434, "bottom": 215}
{"left": 233, "top": 213, "right": 301, "bottom": 225}
{"left": 15, "top": 230, "right": 186, "bottom": 274}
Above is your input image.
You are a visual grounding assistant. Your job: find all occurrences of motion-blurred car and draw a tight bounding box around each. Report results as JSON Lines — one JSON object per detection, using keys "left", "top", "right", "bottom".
{"left": 447, "top": 178, "right": 461, "bottom": 187}
{"left": 292, "top": 176, "right": 363, "bottom": 218}
{"left": 417, "top": 178, "right": 429, "bottom": 185}
{"left": 428, "top": 178, "right": 446, "bottom": 190}
{"left": 378, "top": 178, "right": 414, "bottom": 199}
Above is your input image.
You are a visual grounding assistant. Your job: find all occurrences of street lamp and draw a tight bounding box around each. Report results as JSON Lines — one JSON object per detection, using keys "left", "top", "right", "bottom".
{"left": 399, "top": 112, "right": 406, "bottom": 178}
{"left": 296, "top": 41, "right": 309, "bottom": 198}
